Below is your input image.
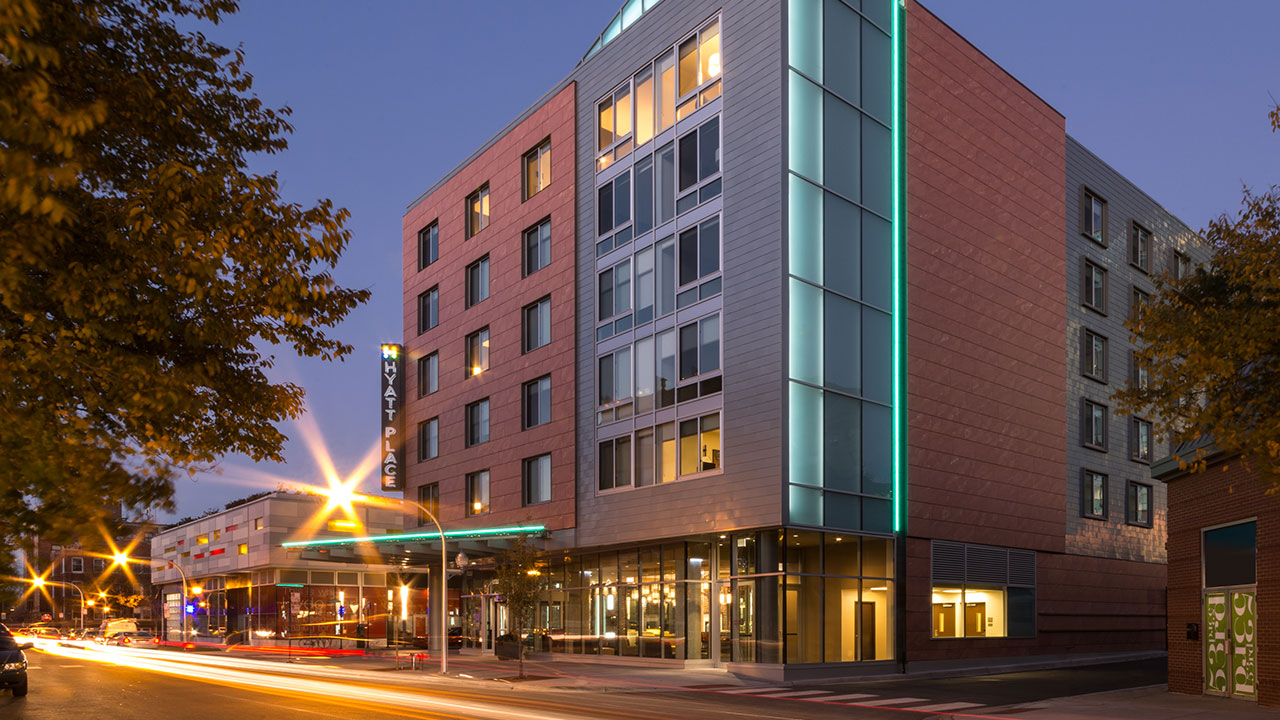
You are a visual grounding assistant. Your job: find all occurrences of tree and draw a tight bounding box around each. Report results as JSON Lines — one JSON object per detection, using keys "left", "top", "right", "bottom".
{"left": 1117, "top": 105, "right": 1280, "bottom": 484}
{"left": 492, "top": 535, "right": 543, "bottom": 678}
{"left": 0, "top": 0, "right": 369, "bottom": 543}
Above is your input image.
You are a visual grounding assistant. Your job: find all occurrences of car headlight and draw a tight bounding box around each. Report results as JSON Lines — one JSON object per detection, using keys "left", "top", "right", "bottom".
{"left": 2, "top": 661, "right": 25, "bottom": 671}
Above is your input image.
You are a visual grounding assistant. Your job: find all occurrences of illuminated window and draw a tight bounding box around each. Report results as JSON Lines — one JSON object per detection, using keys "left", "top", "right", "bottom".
{"left": 1082, "top": 188, "right": 1106, "bottom": 245}
{"left": 466, "top": 185, "right": 490, "bottom": 238}
{"left": 418, "top": 222, "right": 438, "bottom": 270}
{"left": 523, "top": 140, "right": 551, "bottom": 200}
{"left": 465, "top": 255, "right": 490, "bottom": 308}
{"left": 418, "top": 352, "right": 438, "bottom": 397}
{"left": 634, "top": 66, "right": 654, "bottom": 147}
{"left": 1081, "top": 470, "right": 1107, "bottom": 519}
{"left": 465, "top": 398, "right": 490, "bottom": 447}
{"left": 523, "top": 454, "right": 552, "bottom": 506}
{"left": 237, "top": 544, "right": 248, "bottom": 555}
{"left": 196, "top": 534, "right": 209, "bottom": 545}
{"left": 466, "top": 471, "right": 490, "bottom": 516}
{"left": 655, "top": 50, "right": 675, "bottom": 133}
{"left": 677, "top": 412, "right": 720, "bottom": 476}
{"left": 418, "top": 417, "right": 438, "bottom": 461}
{"left": 212, "top": 529, "right": 221, "bottom": 541}
{"left": 1126, "top": 481, "right": 1152, "bottom": 527}
{"left": 1130, "top": 222, "right": 1152, "bottom": 272}
{"left": 932, "top": 586, "right": 1007, "bottom": 638}
{"left": 253, "top": 518, "right": 263, "bottom": 531}
{"left": 465, "top": 327, "right": 489, "bottom": 378}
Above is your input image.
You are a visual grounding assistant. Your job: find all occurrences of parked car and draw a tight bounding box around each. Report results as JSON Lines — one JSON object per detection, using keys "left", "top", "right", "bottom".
{"left": 0, "top": 626, "right": 32, "bottom": 697}
{"left": 106, "top": 631, "right": 155, "bottom": 647}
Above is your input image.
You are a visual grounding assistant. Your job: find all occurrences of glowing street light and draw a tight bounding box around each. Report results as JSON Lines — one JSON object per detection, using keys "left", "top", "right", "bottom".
{"left": 28, "top": 576, "right": 86, "bottom": 631}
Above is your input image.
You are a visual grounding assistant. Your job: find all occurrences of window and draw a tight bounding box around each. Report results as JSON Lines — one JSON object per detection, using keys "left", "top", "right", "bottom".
{"left": 635, "top": 154, "right": 654, "bottom": 236}
{"left": 213, "top": 529, "right": 221, "bottom": 540}
{"left": 523, "top": 376, "right": 551, "bottom": 429}
{"left": 465, "top": 398, "right": 490, "bottom": 446}
{"left": 238, "top": 543, "right": 248, "bottom": 555}
{"left": 418, "top": 286, "right": 439, "bottom": 334}
{"left": 70, "top": 557, "right": 84, "bottom": 573}
{"left": 1203, "top": 521, "right": 1257, "bottom": 588}
{"left": 466, "top": 185, "right": 490, "bottom": 238}
{"left": 1173, "top": 250, "right": 1191, "bottom": 281}
{"left": 523, "top": 140, "right": 551, "bottom": 200}
{"left": 677, "top": 18, "right": 722, "bottom": 119}
{"left": 92, "top": 558, "right": 105, "bottom": 572}
{"left": 1130, "top": 286, "right": 1149, "bottom": 321}
{"left": 523, "top": 220, "right": 551, "bottom": 276}
{"left": 254, "top": 518, "right": 263, "bottom": 530}
{"left": 930, "top": 542, "right": 1036, "bottom": 639}
{"left": 678, "top": 412, "right": 721, "bottom": 475}
{"left": 417, "top": 483, "right": 439, "bottom": 526}
{"left": 418, "top": 352, "right": 438, "bottom": 397}
{"left": 196, "top": 534, "right": 209, "bottom": 545}
{"left": 597, "top": 170, "right": 631, "bottom": 237}
{"left": 598, "top": 83, "right": 632, "bottom": 155}
{"left": 656, "top": 49, "right": 675, "bottom": 134}
{"left": 677, "top": 116, "right": 720, "bottom": 195}
{"left": 656, "top": 235, "right": 675, "bottom": 317}
{"left": 657, "top": 142, "right": 675, "bottom": 225}
{"left": 1082, "top": 189, "right": 1106, "bottom": 245}
{"left": 598, "top": 348, "right": 633, "bottom": 423}
{"left": 1131, "top": 351, "right": 1149, "bottom": 391}
{"left": 1131, "top": 417, "right": 1153, "bottom": 463}
{"left": 598, "top": 436, "right": 632, "bottom": 491}
{"left": 465, "top": 256, "right": 490, "bottom": 308}
{"left": 466, "top": 471, "right": 490, "bottom": 516}
{"left": 678, "top": 314, "right": 720, "bottom": 383}
{"left": 634, "top": 335, "right": 654, "bottom": 414}
{"left": 634, "top": 66, "right": 654, "bottom": 147}
{"left": 676, "top": 216, "right": 720, "bottom": 307}
{"left": 417, "top": 222, "right": 438, "bottom": 270}
{"left": 1082, "top": 399, "right": 1107, "bottom": 451}
{"left": 635, "top": 245, "right": 654, "bottom": 325}
{"left": 1082, "top": 329, "right": 1107, "bottom": 383}
{"left": 523, "top": 297, "right": 551, "bottom": 353}
{"left": 1130, "top": 222, "right": 1152, "bottom": 272}
{"left": 418, "top": 417, "right": 438, "bottom": 461}
{"left": 1082, "top": 259, "right": 1107, "bottom": 314}
{"left": 1126, "top": 482, "right": 1152, "bottom": 527}
{"left": 1081, "top": 470, "right": 1108, "bottom": 519}
{"left": 523, "top": 454, "right": 552, "bottom": 506}
{"left": 633, "top": 421, "right": 676, "bottom": 487}
{"left": 598, "top": 259, "right": 631, "bottom": 322}
{"left": 656, "top": 327, "right": 676, "bottom": 409}
{"left": 465, "top": 327, "right": 489, "bottom": 377}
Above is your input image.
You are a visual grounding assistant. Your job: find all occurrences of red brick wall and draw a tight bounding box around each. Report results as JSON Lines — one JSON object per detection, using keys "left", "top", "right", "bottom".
{"left": 1167, "top": 457, "right": 1278, "bottom": 707}
{"left": 400, "top": 83, "right": 576, "bottom": 532}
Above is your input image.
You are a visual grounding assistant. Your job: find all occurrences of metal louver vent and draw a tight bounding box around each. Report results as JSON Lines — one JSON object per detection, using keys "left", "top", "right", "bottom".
{"left": 931, "top": 541, "right": 965, "bottom": 583}
{"left": 1008, "top": 550, "right": 1037, "bottom": 587}
{"left": 965, "top": 545, "right": 1008, "bottom": 584}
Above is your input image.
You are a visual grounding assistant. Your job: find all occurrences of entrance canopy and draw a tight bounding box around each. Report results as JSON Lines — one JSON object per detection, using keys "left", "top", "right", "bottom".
{"left": 280, "top": 524, "right": 546, "bottom": 568}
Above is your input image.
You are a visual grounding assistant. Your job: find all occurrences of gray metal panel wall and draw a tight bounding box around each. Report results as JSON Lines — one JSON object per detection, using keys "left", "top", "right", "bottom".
{"left": 572, "top": 0, "right": 785, "bottom": 548}
{"left": 1064, "top": 136, "right": 1210, "bottom": 563}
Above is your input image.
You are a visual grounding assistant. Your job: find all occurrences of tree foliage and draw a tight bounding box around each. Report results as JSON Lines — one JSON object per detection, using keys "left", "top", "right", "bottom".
{"left": 493, "top": 535, "right": 543, "bottom": 678}
{"left": 1117, "top": 106, "right": 1280, "bottom": 483}
{"left": 0, "top": 0, "right": 369, "bottom": 543}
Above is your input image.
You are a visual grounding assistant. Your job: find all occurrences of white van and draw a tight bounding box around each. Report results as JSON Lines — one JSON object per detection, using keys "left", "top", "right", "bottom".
{"left": 99, "top": 619, "right": 138, "bottom": 642}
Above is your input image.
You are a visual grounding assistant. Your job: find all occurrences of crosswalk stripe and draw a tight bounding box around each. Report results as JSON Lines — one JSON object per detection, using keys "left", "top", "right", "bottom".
{"left": 907, "top": 702, "right": 985, "bottom": 712}
{"left": 851, "top": 697, "right": 929, "bottom": 706}
{"left": 757, "top": 690, "right": 832, "bottom": 698}
{"left": 819, "top": 693, "right": 878, "bottom": 701}
{"left": 719, "top": 687, "right": 789, "bottom": 694}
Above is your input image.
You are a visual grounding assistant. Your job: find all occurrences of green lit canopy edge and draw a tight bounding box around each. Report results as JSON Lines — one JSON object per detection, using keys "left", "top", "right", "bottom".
{"left": 281, "top": 524, "right": 548, "bottom": 549}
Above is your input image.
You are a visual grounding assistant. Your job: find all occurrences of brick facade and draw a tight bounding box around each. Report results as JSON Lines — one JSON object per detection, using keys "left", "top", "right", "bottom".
{"left": 1163, "top": 455, "right": 1278, "bottom": 707}
{"left": 401, "top": 83, "right": 577, "bottom": 532}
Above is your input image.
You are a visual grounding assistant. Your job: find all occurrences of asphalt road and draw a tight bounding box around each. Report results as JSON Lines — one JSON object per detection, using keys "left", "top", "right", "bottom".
{"left": 0, "top": 645, "right": 1166, "bottom": 720}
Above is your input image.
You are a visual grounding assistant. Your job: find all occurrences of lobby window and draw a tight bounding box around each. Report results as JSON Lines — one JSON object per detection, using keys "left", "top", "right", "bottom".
{"left": 1130, "top": 417, "right": 1152, "bottom": 463}
{"left": 1082, "top": 188, "right": 1106, "bottom": 245}
{"left": 598, "top": 258, "right": 632, "bottom": 323}
{"left": 1130, "top": 222, "right": 1152, "bottom": 273}
{"left": 1130, "top": 286, "right": 1149, "bottom": 321}
{"left": 1173, "top": 250, "right": 1191, "bottom": 281}
{"left": 597, "top": 169, "right": 632, "bottom": 237}
{"left": 1082, "top": 399, "right": 1108, "bottom": 451}
{"left": 1126, "top": 481, "right": 1152, "bottom": 527}
{"left": 523, "top": 454, "right": 552, "bottom": 506}
{"left": 465, "top": 327, "right": 489, "bottom": 378}
{"left": 523, "top": 297, "right": 551, "bottom": 353}
{"left": 418, "top": 352, "right": 438, "bottom": 397}
{"left": 418, "top": 286, "right": 438, "bottom": 334}
{"left": 598, "top": 347, "right": 633, "bottom": 424}
{"left": 465, "top": 398, "right": 490, "bottom": 447}
{"left": 523, "top": 375, "right": 551, "bottom": 429}
{"left": 931, "top": 542, "right": 1036, "bottom": 639}
{"left": 1130, "top": 351, "right": 1149, "bottom": 391}
{"left": 598, "top": 435, "right": 632, "bottom": 491}
{"left": 1082, "top": 329, "right": 1107, "bottom": 383}
{"left": 679, "top": 412, "right": 721, "bottom": 476}
{"left": 675, "top": 117, "right": 721, "bottom": 215}
{"left": 466, "top": 184, "right": 490, "bottom": 238}
{"left": 417, "top": 221, "right": 438, "bottom": 270}
{"left": 1082, "top": 259, "right": 1107, "bottom": 314}
{"left": 417, "top": 483, "right": 439, "bottom": 526}
{"left": 523, "top": 219, "right": 551, "bottom": 276}
{"left": 465, "top": 256, "right": 490, "bottom": 308}
{"left": 523, "top": 139, "right": 551, "bottom": 200}
{"left": 1081, "top": 470, "right": 1108, "bottom": 519}
{"left": 71, "top": 557, "right": 83, "bottom": 573}
{"left": 466, "top": 471, "right": 490, "bottom": 516}
{"left": 418, "top": 417, "right": 438, "bottom": 461}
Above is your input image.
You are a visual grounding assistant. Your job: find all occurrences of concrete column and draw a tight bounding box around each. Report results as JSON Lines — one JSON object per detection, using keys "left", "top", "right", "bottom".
{"left": 429, "top": 565, "right": 445, "bottom": 658}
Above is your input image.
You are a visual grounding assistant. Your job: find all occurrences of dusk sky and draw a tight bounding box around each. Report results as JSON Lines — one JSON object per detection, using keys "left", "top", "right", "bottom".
{"left": 162, "top": 0, "right": 1280, "bottom": 521}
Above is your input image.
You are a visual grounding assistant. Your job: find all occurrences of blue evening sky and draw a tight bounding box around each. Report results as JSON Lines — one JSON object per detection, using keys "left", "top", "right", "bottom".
{"left": 160, "top": 0, "right": 1280, "bottom": 520}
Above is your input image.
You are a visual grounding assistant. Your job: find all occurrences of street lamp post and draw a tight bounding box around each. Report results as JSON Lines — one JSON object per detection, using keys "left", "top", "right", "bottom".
{"left": 393, "top": 497, "right": 448, "bottom": 676}
{"left": 161, "top": 557, "right": 191, "bottom": 645}
{"left": 31, "top": 578, "right": 86, "bottom": 632}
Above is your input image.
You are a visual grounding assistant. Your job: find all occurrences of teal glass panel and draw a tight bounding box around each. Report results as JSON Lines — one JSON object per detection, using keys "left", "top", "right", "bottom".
{"left": 824, "top": 291, "right": 861, "bottom": 396}
{"left": 789, "top": 278, "right": 823, "bottom": 385}
{"left": 788, "top": 71, "right": 824, "bottom": 182}
{"left": 861, "top": 19, "right": 892, "bottom": 121}
{"left": 862, "top": 401, "right": 892, "bottom": 498}
{"left": 824, "top": 94, "right": 861, "bottom": 203}
{"left": 862, "top": 497, "right": 892, "bottom": 533}
{"left": 603, "top": 13, "right": 623, "bottom": 44}
{"left": 621, "top": 0, "right": 643, "bottom": 28}
{"left": 823, "top": 0, "right": 861, "bottom": 104}
{"left": 789, "top": 483, "right": 824, "bottom": 526}
{"left": 789, "top": 382, "right": 824, "bottom": 487}
{"left": 861, "top": 0, "right": 891, "bottom": 32}
{"left": 788, "top": 0, "right": 822, "bottom": 81}
{"left": 860, "top": 116, "right": 892, "bottom": 218}
{"left": 823, "top": 192, "right": 860, "bottom": 299}
{"left": 862, "top": 306, "right": 892, "bottom": 404}
{"left": 824, "top": 391, "right": 860, "bottom": 492}
{"left": 861, "top": 210, "right": 892, "bottom": 309}
{"left": 789, "top": 174, "right": 823, "bottom": 283}
{"left": 824, "top": 492, "right": 860, "bottom": 532}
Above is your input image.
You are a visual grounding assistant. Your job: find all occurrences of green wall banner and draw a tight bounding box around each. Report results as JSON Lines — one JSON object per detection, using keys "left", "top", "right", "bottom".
{"left": 1231, "top": 591, "right": 1256, "bottom": 698}
{"left": 1204, "top": 592, "right": 1229, "bottom": 694}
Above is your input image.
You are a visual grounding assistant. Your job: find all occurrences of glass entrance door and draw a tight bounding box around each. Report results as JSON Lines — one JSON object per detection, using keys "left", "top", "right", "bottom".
{"left": 1205, "top": 589, "right": 1256, "bottom": 699}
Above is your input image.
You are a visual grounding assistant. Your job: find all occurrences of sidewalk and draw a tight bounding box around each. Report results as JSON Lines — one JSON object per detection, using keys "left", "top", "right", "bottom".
{"left": 997, "top": 685, "right": 1279, "bottom": 720}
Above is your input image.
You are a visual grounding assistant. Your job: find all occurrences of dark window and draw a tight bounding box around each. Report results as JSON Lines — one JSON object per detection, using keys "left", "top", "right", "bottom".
{"left": 523, "top": 139, "right": 551, "bottom": 200}
{"left": 598, "top": 348, "right": 631, "bottom": 407}
{"left": 523, "top": 297, "right": 551, "bottom": 353}
{"left": 678, "top": 129, "right": 698, "bottom": 191}
{"left": 1130, "top": 286, "right": 1149, "bottom": 321}
{"left": 597, "top": 182, "right": 614, "bottom": 236}
{"left": 465, "top": 327, "right": 489, "bottom": 378}
{"left": 1082, "top": 399, "right": 1107, "bottom": 451}
{"left": 1130, "top": 417, "right": 1152, "bottom": 463}
{"left": 1081, "top": 470, "right": 1107, "bottom": 519}
{"left": 523, "top": 220, "right": 551, "bottom": 276}
{"left": 1173, "top": 250, "right": 1191, "bottom": 281}
{"left": 1082, "top": 188, "right": 1106, "bottom": 245}
{"left": 635, "top": 154, "right": 654, "bottom": 235}
{"left": 1082, "top": 329, "right": 1107, "bottom": 382}
{"left": 1204, "top": 521, "right": 1257, "bottom": 588}
{"left": 657, "top": 141, "right": 675, "bottom": 225}
{"left": 465, "top": 256, "right": 489, "bottom": 308}
{"left": 699, "top": 116, "right": 720, "bottom": 179}
{"left": 1130, "top": 222, "right": 1152, "bottom": 272}
{"left": 678, "top": 314, "right": 719, "bottom": 383}
{"left": 523, "top": 375, "right": 551, "bottom": 429}
{"left": 1126, "top": 481, "right": 1152, "bottom": 527}
{"left": 466, "top": 470, "right": 490, "bottom": 515}
{"left": 523, "top": 454, "right": 552, "bottom": 505}
{"left": 466, "top": 185, "right": 490, "bottom": 238}
{"left": 71, "top": 557, "right": 83, "bottom": 573}
{"left": 418, "top": 417, "right": 438, "bottom": 461}
{"left": 417, "top": 483, "right": 439, "bottom": 526}
{"left": 418, "top": 352, "right": 438, "bottom": 397}
{"left": 598, "top": 259, "right": 631, "bottom": 322}
{"left": 417, "top": 222, "right": 438, "bottom": 270}
{"left": 677, "top": 215, "right": 720, "bottom": 287}
{"left": 1082, "top": 259, "right": 1107, "bottom": 314}
{"left": 418, "top": 286, "right": 438, "bottom": 333}
{"left": 598, "top": 436, "right": 632, "bottom": 491}
{"left": 597, "top": 170, "right": 632, "bottom": 237}
{"left": 465, "top": 399, "right": 490, "bottom": 446}
{"left": 679, "top": 322, "right": 698, "bottom": 381}
{"left": 1131, "top": 351, "right": 1149, "bottom": 391}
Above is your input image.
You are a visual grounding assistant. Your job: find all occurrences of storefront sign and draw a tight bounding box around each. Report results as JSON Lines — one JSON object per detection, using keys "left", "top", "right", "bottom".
{"left": 380, "top": 344, "right": 404, "bottom": 491}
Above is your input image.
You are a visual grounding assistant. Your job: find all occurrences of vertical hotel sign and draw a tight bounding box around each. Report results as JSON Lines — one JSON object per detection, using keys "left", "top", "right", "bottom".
{"left": 380, "top": 344, "right": 404, "bottom": 491}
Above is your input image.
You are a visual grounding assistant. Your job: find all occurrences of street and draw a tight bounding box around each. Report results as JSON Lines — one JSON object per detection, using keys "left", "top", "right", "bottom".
{"left": 0, "top": 643, "right": 1170, "bottom": 720}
